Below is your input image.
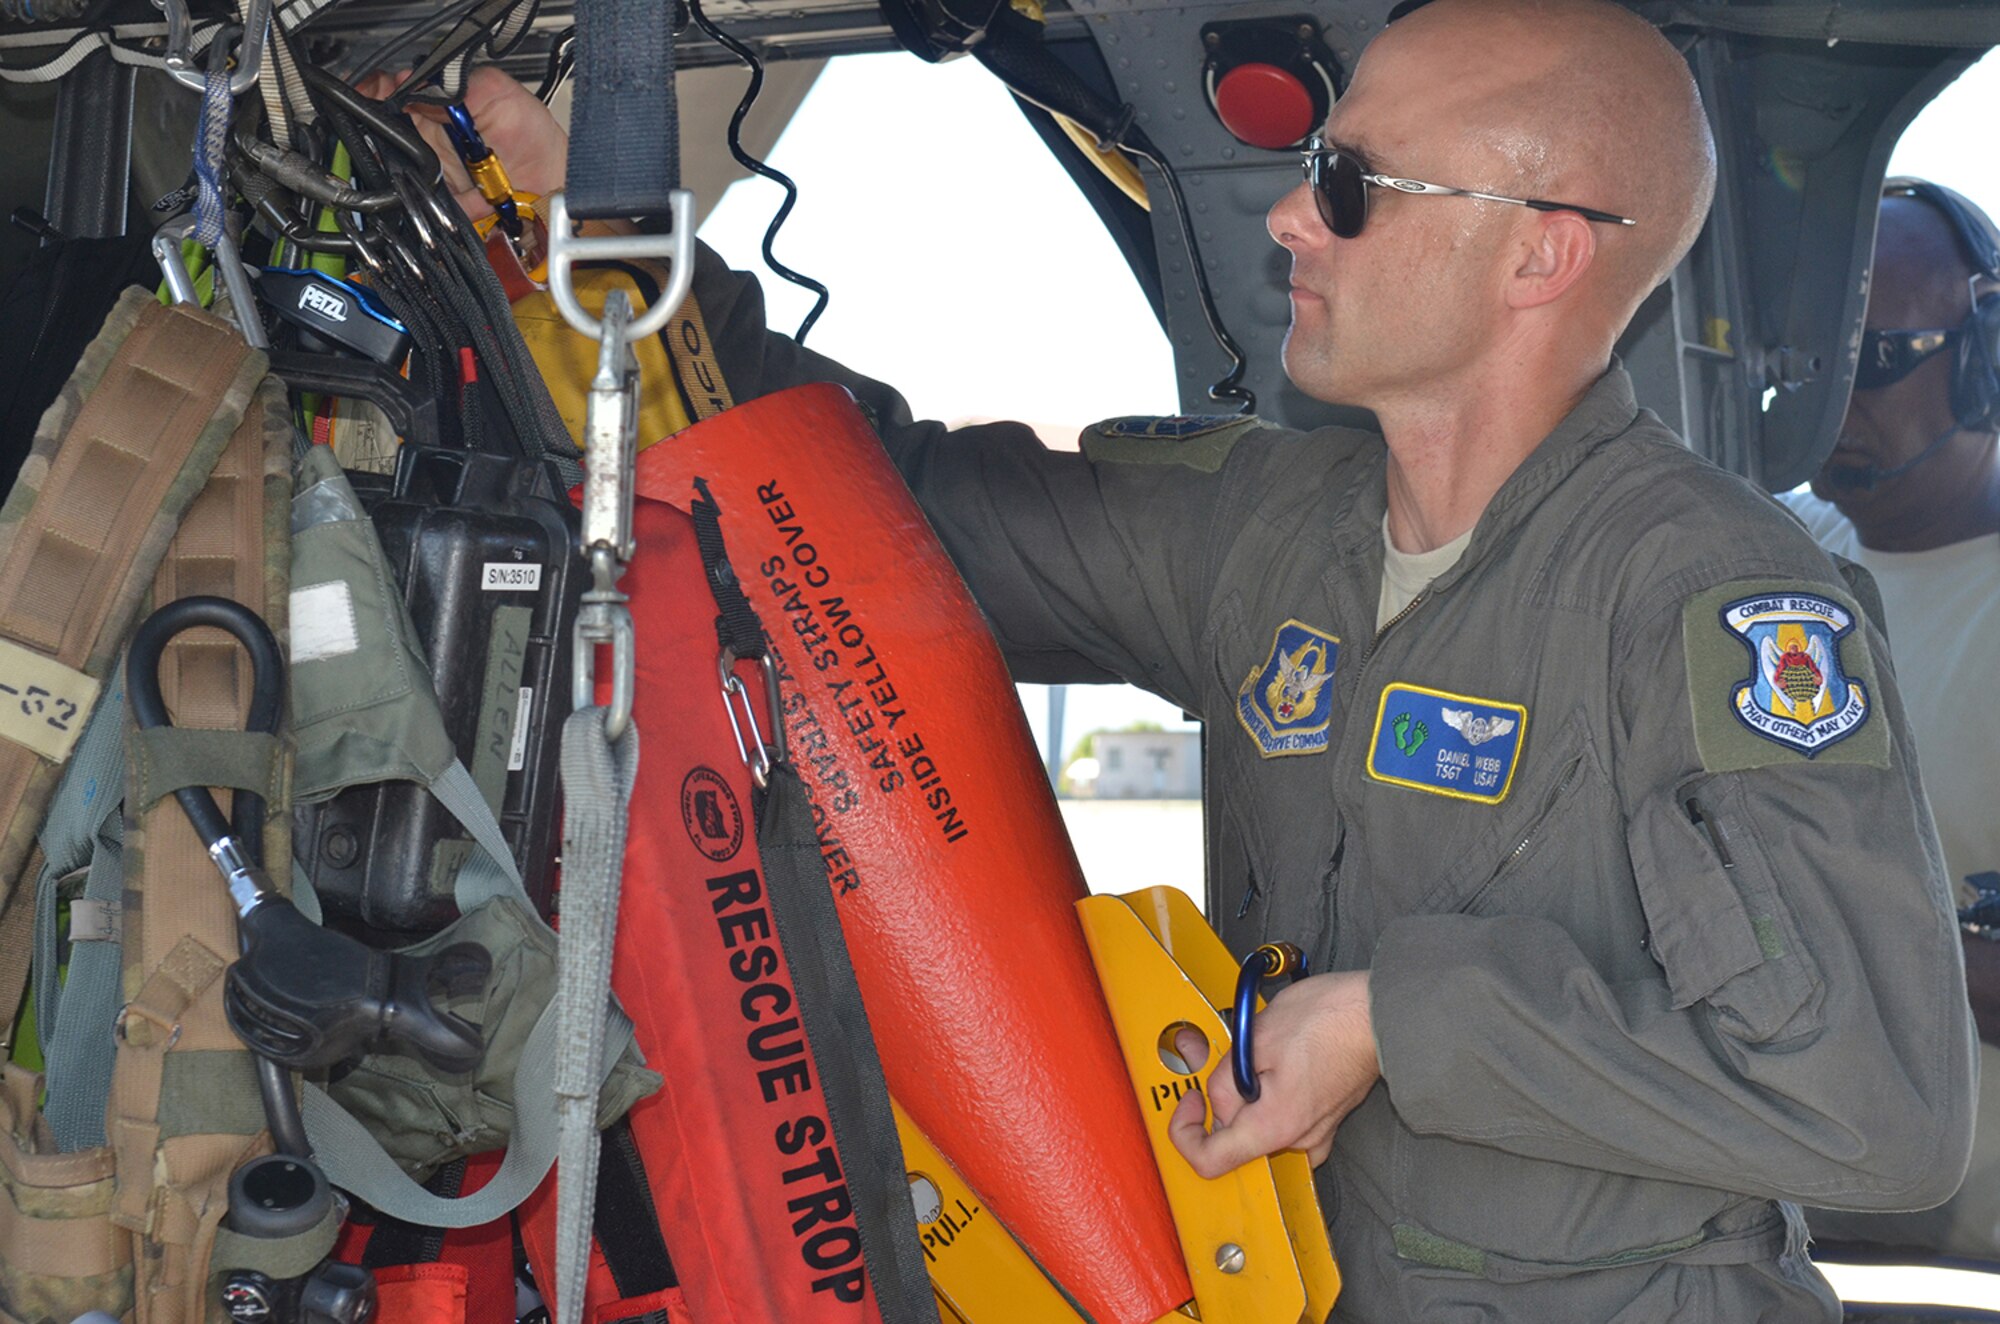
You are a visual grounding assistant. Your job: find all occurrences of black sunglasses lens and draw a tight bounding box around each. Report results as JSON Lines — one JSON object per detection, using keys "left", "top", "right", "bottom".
{"left": 1855, "top": 329, "right": 1953, "bottom": 390}
{"left": 1310, "top": 149, "right": 1367, "bottom": 238}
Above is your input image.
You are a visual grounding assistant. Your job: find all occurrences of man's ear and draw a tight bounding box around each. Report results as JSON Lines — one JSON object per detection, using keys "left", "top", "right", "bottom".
{"left": 1507, "top": 211, "right": 1596, "bottom": 309}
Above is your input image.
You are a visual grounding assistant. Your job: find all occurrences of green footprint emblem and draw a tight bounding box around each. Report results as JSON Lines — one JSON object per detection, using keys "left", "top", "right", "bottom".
{"left": 1391, "top": 713, "right": 1431, "bottom": 756}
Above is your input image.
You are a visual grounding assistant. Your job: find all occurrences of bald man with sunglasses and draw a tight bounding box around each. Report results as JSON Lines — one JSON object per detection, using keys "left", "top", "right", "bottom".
{"left": 443, "top": 0, "right": 1974, "bottom": 1315}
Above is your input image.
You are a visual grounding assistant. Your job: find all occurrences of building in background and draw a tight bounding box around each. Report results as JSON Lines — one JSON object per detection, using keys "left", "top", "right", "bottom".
{"left": 1070, "top": 729, "right": 1201, "bottom": 799}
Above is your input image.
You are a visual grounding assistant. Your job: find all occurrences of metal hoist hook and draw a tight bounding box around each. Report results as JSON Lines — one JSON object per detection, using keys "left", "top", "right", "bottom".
{"left": 549, "top": 184, "right": 696, "bottom": 744}
{"left": 570, "top": 291, "right": 640, "bottom": 740}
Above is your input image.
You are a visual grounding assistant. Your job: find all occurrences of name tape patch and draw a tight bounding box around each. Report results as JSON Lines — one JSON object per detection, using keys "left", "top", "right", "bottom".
{"left": 0, "top": 636, "right": 99, "bottom": 764}
{"left": 1366, "top": 682, "right": 1527, "bottom": 804}
{"left": 1236, "top": 619, "right": 1341, "bottom": 758}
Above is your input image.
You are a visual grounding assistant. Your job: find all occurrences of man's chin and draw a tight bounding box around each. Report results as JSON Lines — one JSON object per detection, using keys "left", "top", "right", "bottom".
{"left": 1810, "top": 467, "right": 1874, "bottom": 509}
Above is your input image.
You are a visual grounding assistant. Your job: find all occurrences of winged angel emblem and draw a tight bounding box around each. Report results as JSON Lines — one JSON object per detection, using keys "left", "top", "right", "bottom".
{"left": 1761, "top": 628, "right": 1833, "bottom": 722}
{"left": 1441, "top": 707, "right": 1517, "bottom": 747}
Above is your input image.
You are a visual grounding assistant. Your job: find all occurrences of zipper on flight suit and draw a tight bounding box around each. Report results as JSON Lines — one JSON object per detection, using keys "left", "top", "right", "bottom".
{"left": 1362, "top": 591, "right": 1428, "bottom": 666}
{"left": 1459, "top": 753, "right": 1585, "bottom": 913}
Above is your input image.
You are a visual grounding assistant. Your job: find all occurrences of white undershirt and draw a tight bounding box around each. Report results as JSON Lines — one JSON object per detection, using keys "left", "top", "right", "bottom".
{"left": 1376, "top": 515, "right": 1474, "bottom": 631}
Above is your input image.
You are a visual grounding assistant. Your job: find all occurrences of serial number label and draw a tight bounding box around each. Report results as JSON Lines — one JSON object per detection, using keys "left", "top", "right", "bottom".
{"left": 482, "top": 562, "right": 542, "bottom": 592}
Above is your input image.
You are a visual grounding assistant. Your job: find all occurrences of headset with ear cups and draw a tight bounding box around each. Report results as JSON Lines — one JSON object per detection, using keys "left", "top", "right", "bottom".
{"left": 1883, "top": 176, "right": 2000, "bottom": 433}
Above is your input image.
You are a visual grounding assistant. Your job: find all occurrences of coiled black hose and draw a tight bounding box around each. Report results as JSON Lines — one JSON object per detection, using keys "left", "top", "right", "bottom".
{"left": 127, "top": 597, "right": 311, "bottom": 1160}
{"left": 686, "top": 0, "right": 832, "bottom": 344}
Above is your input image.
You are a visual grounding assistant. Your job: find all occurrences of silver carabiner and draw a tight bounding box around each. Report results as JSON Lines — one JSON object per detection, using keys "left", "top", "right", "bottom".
{"left": 158, "top": 0, "right": 271, "bottom": 96}
{"left": 718, "top": 651, "right": 785, "bottom": 789}
{"left": 152, "top": 215, "right": 269, "bottom": 350}
{"left": 543, "top": 190, "right": 696, "bottom": 343}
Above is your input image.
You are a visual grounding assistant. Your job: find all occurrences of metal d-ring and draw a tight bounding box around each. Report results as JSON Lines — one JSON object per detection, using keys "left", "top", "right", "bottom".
{"left": 544, "top": 190, "right": 695, "bottom": 342}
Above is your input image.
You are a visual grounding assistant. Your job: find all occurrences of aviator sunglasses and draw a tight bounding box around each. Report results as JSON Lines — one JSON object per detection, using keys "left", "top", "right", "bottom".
{"left": 1301, "top": 136, "right": 1638, "bottom": 238}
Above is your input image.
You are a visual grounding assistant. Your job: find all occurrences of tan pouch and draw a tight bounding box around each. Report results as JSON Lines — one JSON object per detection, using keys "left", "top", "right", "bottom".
{"left": 0, "top": 1062, "right": 132, "bottom": 1324}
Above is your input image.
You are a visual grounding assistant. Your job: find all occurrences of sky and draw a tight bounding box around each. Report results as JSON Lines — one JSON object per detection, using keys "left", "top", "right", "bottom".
{"left": 696, "top": 44, "right": 2000, "bottom": 775}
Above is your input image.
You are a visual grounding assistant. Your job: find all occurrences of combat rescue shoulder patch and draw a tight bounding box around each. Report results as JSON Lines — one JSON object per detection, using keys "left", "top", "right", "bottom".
{"left": 1365, "top": 682, "right": 1527, "bottom": 803}
{"left": 1081, "top": 414, "right": 1264, "bottom": 473}
{"left": 1236, "top": 619, "right": 1341, "bottom": 757}
{"left": 1683, "top": 578, "right": 1889, "bottom": 771}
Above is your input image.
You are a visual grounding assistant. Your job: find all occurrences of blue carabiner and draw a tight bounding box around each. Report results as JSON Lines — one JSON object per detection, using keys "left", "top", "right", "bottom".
{"left": 1231, "top": 941, "right": 1308, "bottom": 1102}
{"left": 443, "top": 103, "right": 485, "bottom": 159}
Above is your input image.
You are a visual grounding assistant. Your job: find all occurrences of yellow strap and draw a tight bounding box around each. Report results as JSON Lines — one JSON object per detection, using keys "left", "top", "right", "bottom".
{"left": 659, "top": 285, "right": 736, "bottom": 426}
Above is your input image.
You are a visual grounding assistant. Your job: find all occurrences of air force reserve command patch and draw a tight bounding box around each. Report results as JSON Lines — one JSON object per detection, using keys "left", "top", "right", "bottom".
{"left": 1237, "top": 619, "right": 1341, "bottom": 757}
{"left": 1366, "top": 682, "right": 1527, "bottom": 803}
{"left": 1682, "top": 579, "right": 1890, "bottom": 771}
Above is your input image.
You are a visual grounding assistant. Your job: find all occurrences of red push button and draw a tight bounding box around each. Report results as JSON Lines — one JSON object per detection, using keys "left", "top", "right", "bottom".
{"left": 1213, "top": 62, "right": 1317, "bottom": 150}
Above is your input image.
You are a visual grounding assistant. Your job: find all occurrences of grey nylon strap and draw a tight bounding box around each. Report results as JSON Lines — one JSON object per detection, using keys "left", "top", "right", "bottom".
{"left": 33, "top": 666, "right": 128, "bottom": 1151}
{"left": 301, "top": 997, "right": 637, "bottom": 1229}
{"left": 431, "top": 756, "right": 525, "bottom": 908}
{"left": 553, "top": 707, "right": 639, "bottom": 1324}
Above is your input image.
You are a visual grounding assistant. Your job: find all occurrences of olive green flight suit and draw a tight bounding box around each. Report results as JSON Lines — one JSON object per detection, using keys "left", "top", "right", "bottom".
{"left": 691, "top": 244, "right": 1977, "bottom": 1323}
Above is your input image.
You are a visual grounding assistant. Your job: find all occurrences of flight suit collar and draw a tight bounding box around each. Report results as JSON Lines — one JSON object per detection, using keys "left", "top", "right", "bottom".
{"left": 1325, "top": 361, "right": 1642, "bottom": 597}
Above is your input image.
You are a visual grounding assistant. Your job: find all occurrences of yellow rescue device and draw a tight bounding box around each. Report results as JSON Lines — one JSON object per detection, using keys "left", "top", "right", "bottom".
{"left": 883, "top": 888, "right": 1339, "bottom": 1323}
{"left": 1078, "top": 887, "right": 1342, "bottom": 1324}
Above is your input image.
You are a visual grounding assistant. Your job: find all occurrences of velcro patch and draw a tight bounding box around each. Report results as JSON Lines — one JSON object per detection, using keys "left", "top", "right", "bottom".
{"left": 1683, "top": 579, "right": 1889, "bottom": 771}
{"left": 1366, "top": 683, "right": 1526, "bottom": 803}
{"left": 1081, "top": 414, "right": 1263, "bottom": 473}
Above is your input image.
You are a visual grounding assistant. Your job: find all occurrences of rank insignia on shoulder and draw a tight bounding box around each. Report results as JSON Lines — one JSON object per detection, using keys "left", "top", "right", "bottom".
{"left": 1081, "top": 414, "right": 1264, "bottom": 473}
{"left": 1100, "top": 415, "right": 1246, "bottom": 438}
{"left": 1682, "top": 580, "right": 1889, "bottom": 771}
{"left": 1236, "top": 619, "right": 1340, "bottom": 758}
{"left": 1366, "top": 683, "right": 1527, "bottom": 803}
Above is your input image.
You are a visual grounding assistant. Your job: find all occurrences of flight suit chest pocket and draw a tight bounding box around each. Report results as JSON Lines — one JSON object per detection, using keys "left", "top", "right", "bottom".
{"left": 1395, "top": 714, "right": 1593, "bottom": 919}
{"left": 1629, "top": 773, "right": 1825, "bottom": 1044}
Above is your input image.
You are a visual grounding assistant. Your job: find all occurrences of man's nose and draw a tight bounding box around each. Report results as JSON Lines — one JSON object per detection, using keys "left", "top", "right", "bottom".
{"left": 1269, "top": 180, "right": 1330, "bottom": 252}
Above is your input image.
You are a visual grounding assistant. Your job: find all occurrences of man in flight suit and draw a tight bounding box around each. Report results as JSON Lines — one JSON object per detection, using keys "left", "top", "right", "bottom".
{"left": 435, "top": 0, "right": 1976, "bottom": 1315}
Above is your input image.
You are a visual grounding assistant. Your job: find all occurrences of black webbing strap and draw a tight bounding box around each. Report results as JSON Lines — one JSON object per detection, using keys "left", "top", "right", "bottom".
{"left": 687, "top": 483, "right": 936, "bottom": 1324}
{"left": 690, "top": 477, "right": 770, "bottom": 663}
{"left": 756, "top": 766, "right": 938, "bottom": 1324}
{"left": 359, "top": 1158, "right": 466, "bottom": 1269}
{"left": 592, "top": 1117, "right": 677, "bottom": 1324}
{"left": 389, "top": 0, "right": 528, "bottom": 107}
{"left": 566, "top": 0, "right": 681, "bottom": 220}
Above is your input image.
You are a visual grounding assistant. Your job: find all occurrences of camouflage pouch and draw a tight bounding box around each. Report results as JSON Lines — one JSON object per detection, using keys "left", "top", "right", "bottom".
{"left": 0, "top": 1064, "right": 132, "bottom": 1324}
